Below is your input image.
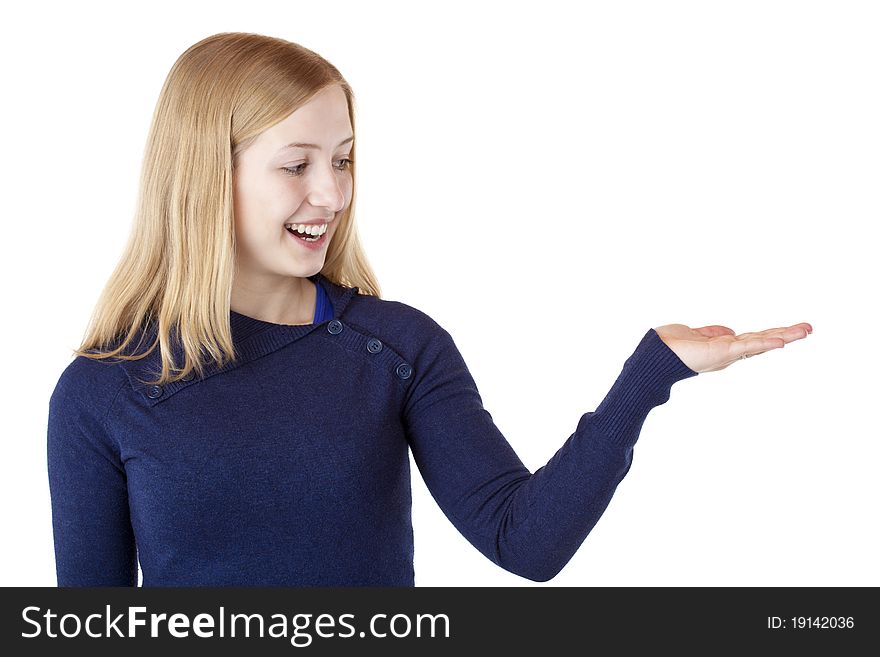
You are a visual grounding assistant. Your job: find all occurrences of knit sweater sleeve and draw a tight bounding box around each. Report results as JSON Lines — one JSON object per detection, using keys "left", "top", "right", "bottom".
{"left": 402, "top": 325, "right": 698, "bottom": 582}
{"left": 47, "top": 358, "right": 138, "bottom": 586}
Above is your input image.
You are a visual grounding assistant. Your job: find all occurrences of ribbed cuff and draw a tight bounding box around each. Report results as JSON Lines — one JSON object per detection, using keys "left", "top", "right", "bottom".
{"left": 591, "top": 328, "right": 698, "bottom": 448}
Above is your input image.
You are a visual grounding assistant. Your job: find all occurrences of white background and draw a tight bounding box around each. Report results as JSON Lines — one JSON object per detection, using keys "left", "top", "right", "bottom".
{"left": 2, "top": 0, "right": 877, "bottom": 587}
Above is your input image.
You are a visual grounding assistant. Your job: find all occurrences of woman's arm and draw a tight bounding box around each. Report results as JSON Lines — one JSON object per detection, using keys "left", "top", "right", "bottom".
{"left": 402, "top": 326, "right": 698, "bottom": 582}
{"left": 47, "top": 360, "right": 138, "bottom": 586}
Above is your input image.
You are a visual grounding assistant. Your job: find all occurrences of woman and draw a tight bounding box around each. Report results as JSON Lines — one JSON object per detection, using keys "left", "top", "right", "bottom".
{"left": 47, "top": 32, "right": 812, "bottom": 586}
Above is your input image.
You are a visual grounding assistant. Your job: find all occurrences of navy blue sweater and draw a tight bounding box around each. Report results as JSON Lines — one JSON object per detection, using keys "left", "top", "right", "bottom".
{"left": 47, "top": 273, "right": 698, "bottom": 586}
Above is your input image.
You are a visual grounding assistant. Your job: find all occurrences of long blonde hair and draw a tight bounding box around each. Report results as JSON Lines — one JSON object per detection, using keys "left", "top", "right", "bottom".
{"left": 72, "top": 32, "right": 381, "bottom": 386}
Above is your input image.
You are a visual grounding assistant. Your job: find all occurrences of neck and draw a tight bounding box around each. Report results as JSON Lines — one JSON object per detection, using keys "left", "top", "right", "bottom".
{"left": 230, "top": 275, "right": 316, "bottom": 325}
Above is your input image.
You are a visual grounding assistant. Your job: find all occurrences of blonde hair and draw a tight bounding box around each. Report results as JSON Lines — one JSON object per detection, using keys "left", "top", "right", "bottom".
{"left": 72, "top": 32, "right": 381, "bottom": 386}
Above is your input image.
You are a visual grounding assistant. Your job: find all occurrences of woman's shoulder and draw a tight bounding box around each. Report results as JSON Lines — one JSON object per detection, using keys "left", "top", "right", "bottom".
{"left": 50, "top": 351, "right": 130, "bottom": 415}
{"left": 347, "top": 292, "right": 449, "bottom": 339}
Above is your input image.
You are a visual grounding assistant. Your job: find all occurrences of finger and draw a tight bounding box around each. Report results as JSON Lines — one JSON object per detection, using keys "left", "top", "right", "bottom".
{"left": 694, "top": 325, "right": 736, "bottom": 338}
{"left": 732, "top": 336, "right": 786, "bottom": 359}
{"left": 737, "top": 324, "right": 812, "bottom": 342}
{"left": 780, "top": 325, "right": 812, "bottom": 342}
{"left": 758, "top": 325, "right": 812, "bottom": 343}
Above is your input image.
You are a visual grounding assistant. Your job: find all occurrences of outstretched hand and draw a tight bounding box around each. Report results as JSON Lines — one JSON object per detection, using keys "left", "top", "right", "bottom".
{"left": 653, "top": 322, "right": 813, "bottom": 373}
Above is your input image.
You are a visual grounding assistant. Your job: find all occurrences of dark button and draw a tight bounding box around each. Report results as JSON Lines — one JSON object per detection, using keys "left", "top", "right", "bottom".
{"left": 367, "top": 338, "right": 383, "bottom": 354}
{"left": 395, "top": 363, "right": 412, "bottom": 380}
{"left": 327, "top": 319, "right": 343, "bottom": 335}
{"left": 146, "top": 385, "right": 164, "bottom": 399}
{"left": 182, "top": 371, "right": 194, "bottom": 382}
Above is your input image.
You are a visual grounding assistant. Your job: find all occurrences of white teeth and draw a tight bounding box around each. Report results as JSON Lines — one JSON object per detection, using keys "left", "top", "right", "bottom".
{"left": 285, "top": 223, "right": 327, "bottom": 236}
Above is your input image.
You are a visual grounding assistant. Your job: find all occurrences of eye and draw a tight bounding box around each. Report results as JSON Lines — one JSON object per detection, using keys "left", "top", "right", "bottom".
{"left": 282, "top": 158, "right": 354, "bottom": 177}
{"left": 282, "top": 163, "right": 308, "bottom": 176}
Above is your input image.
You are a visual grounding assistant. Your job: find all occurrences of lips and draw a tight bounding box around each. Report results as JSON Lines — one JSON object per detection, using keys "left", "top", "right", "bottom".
{"left": 285, "top": 224, "right": 328, "bottom": 249}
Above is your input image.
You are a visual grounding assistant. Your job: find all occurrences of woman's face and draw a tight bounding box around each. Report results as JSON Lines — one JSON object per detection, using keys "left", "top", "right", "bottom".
{"left": 232, "top": 84, "right": 354, "bottom": 280}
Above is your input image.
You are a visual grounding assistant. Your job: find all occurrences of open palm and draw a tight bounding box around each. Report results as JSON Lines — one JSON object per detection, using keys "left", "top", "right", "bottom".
{"left": 653, "top": 322, "right": 813, "bottom": 373}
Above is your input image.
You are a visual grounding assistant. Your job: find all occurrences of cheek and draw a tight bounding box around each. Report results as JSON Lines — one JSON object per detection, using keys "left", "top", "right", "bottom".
{"left": 241, "top": 182, "right": 305, "bottom": 226}
{"left": 274, "top": 183, "right": 308, "bottom": 214}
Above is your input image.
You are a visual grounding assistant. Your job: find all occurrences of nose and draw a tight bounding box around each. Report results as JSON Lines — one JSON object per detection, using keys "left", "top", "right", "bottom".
{"left": 305, "top": 163, "right": 347, "bottom": 214}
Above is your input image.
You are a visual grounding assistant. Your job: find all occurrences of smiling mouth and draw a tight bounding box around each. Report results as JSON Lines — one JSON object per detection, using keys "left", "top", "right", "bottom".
{"left": 287, "top": 228, "right": 322, "bottom": 242}
{"left": 285, "top": 223, "right": 328, "bottom": 242}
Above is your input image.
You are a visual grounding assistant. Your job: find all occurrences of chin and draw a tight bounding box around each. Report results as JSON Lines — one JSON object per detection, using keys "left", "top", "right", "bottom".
{"left": 287, "top": 263, "right": 324, "bottom": 278}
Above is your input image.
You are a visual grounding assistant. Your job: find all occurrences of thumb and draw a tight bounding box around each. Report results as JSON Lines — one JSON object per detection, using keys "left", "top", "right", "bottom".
{"left": 694, "top": 325, "right": 736, "bottom": 337}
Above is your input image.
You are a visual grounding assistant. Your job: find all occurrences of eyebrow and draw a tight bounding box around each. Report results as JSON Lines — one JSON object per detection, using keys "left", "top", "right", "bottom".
{"left": 278, "top": 136, "right": 354, "bottom": 151}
